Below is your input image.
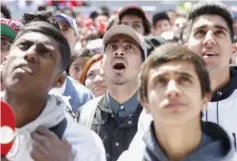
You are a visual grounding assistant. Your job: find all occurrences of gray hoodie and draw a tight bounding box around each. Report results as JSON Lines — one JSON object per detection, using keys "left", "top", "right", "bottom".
{"left": 143, "top": 122, "right": 235, "bottom": 161}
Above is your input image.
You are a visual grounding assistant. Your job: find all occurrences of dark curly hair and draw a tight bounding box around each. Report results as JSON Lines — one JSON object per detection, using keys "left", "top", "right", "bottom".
{"left": 22, "top": 11, "right": 60, "bottom": 30}
{"left": 1, "top": 4, "right": 11, "bottom": 19}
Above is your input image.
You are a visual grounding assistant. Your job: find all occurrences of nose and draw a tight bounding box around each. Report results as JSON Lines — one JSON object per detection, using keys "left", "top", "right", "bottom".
{"left": 114, "top": 48, "right": 125, "bottom": 57}
{"left": 203, "top": 30, "right": 216, "bottom": 47}
{"left": 93, "top": 73, "right": 104, "bottom": 84}
{"left": 165, "top": 80, "right": 180, "bottom": 98}
{"left": 23, "top": 46, "right": 37, "bottom": 63}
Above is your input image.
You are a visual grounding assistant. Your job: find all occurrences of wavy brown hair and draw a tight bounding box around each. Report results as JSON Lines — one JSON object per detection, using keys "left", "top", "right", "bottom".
{"left": 79, "top": 54, "right": 103, "bottom": 84}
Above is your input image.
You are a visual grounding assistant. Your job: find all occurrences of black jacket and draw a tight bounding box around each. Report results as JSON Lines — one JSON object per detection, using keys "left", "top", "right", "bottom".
{"left": 90, "top": 95, "right": 143, "bottom": 161}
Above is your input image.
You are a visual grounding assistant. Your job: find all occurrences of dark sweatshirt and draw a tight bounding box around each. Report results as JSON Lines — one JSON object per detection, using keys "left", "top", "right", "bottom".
{"left": 143, "top": 121, "right": 235, "bottom": 161}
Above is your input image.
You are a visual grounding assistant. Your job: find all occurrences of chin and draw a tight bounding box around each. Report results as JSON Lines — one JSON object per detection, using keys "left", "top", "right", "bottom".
{"left": 112, "top": 80, "right": 127, "bottom": 86}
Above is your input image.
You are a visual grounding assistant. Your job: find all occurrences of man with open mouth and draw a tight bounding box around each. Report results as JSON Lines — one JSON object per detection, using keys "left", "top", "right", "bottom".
{"left": 77, "top": 25, "right": 147, "bottom": 161}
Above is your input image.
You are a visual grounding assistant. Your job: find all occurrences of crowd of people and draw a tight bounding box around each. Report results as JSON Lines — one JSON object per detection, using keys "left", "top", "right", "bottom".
{"left": 1, "top": 1, "right": 237, "bottom": 161}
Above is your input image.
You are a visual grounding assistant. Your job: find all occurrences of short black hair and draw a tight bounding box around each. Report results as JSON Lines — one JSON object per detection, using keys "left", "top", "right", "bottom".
{"left": 90, "top": 7, "right": 110, "bottom": 20}
{"left": 152, "top": 11, "right": 170, "bottom": 26}
{"left": 96, "top": 7, "right": 110, "bottom": 18}
{"left": 188, "top": 1, "right": 234, "bottom": 42}
{"left": 1, "top": 3, "right": 11, "bottom": 19}
{"left": 119, "top": 8, "right": 151, "bottom": 35}
{"left": 22, "top": 11, "right": 60, "bottom": 30}
{"left": 16, "top": 21, "right": 71, "bottom": 71}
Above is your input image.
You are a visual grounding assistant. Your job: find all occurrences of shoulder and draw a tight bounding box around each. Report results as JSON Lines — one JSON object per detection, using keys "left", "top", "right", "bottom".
{"left": 76, "top": 96, "right": 104, "bottom": 121}
{"left": 80, "top": 96, "right": 104, "bottom": 108}
{"left": 63, "top": 116, "right": 106, "bottom": 161}
{"left": 66, "top": 76, "right": 94, "bottom": 98}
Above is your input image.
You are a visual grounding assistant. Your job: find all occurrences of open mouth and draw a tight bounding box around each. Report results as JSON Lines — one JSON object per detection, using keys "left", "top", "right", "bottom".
{"left": 202, "top": 53, "right": 218, "bottom": 57}
{"left": 113, "top": 62, "right": 126, "bottom": 70}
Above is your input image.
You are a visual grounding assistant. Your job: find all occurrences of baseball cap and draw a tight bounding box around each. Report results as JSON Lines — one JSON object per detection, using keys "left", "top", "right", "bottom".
{"left": 143, "top": 36, "right": 167, "bottom": 57}
{"left": 55, "top": 13, "right": 79, "bottom": 35}
{"left": 118, "top": 5, "right": 147, "bottom": 20}
{"left": 1, "top": 18, "right": 23, "bottom": 40}
{"left": 103, "top": 25, "right": 147, "bottom": 58}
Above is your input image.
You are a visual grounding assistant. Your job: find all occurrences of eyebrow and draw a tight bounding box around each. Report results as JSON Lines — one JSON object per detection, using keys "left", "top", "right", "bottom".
{"left": 132, "top": 21, "right": 142, "bottom": 24}
{"left": 151, "top": 71, "right": 195, "bottom": 82}
{"left": 16, "top": 39, "right": 56, "bottom": 51}
{"left": 194, "top": 24, "right": 229, "bottom": 32}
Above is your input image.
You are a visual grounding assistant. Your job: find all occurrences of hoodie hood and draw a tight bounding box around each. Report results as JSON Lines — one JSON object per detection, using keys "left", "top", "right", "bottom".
{"left": 211, "top": 66, "right": 237, "bottom": 102}
{"left": 143, "top": 121, "right": 235, "bottom": 161}
{"left": 6, "top": 94, "right": 67, "bottom": 161}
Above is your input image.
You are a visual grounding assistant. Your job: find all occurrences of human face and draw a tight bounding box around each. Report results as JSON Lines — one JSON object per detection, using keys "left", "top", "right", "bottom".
{"left": 58, "top": 20, "right": 76, "bottom": 49}
{"left": 187, "top": 14, "right": 233, "bottom": 72}
{"left": 69, "top": 57, "right": 89, "bottom": 81}
{"left": 94, "top": 15, "right": 109, "bottom": 28}
{"left": 144, "top": 61, "right": 210, "bottom": 125}
{"left": 102, "top": 34, "right": 142, "bottom": 86}
{"left": 173, "top": 17, "right": 186, "bottom": 33}
{"left": 153, "top": 19, "right": 171, "bottom": 36}
{"left": 121, "top": 15, "right": 145, "bottom": 35}
{"left": 1, "top": 36, "right": 13, "bottom": 63}
{"left": 3, "top": 32, "right": 62, "bottom": 95}
{"left": 85, "top": 60, "right": 106, "bottom": 97}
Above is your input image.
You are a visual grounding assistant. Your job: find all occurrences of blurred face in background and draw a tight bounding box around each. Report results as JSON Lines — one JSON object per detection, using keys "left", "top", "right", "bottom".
{"left": 85, "top": 60, "right": 106, "bottom": 96}
{"left": 121, "top": 14, "right": 145, "bottom": 35}
{"left": 173, "top": 16, "right": 187, "bottom": 34}
{"left": 1, "top": 36, "right": 13, "bottom": 63}
{"left": 94, "top": 14, "right": 109, "bottom": 29}
{"left": 153, "top": 19, "right": 171, "bottom": 36}
{"left": 167, "top": 10, "right": 178, "bottom": 25}
{"left": 69, "top": 56, "right": 90, "bottom": 81}
{"left": 58, "top": 20, "right": 77, "bottom": 50}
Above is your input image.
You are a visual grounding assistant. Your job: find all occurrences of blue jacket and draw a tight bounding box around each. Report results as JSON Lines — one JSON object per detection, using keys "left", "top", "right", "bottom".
{"left": 63, "top": 76, "right": 94, "bottom": 112}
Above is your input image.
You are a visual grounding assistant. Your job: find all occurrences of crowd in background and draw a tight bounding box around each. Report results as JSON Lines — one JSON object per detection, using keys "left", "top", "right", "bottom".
{"left": 2, "top": 0, "right": 237, "bottom": 94}
{"left": 1, "top": 0, "right": 237, "bottom": 161}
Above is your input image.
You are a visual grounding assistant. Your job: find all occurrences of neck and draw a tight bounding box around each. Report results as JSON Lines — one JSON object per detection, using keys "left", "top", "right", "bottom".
{"left": 4, "top": 90, "right": 48, "bottom": 128}
{"left": 210, "top": 68, "right": 230, "bottom": 92}
{"left": 108, "top": 81, "right": 138, "bottom": 104}
{"left": 154, "top": 118, "right": 202, "bottom": 161}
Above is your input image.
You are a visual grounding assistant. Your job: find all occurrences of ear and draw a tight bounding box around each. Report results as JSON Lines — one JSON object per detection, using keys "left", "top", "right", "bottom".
{"left": 232, "top": 42, "right": 237, "bottom": 55}
{"left": 52, "top": 72, "right": 66, "bottom": 88}
{"left": 202, "top": 92, "right": 212, "bottom": 111}
{"left": 140, "top": 98, "right": 151, "bottom": 114}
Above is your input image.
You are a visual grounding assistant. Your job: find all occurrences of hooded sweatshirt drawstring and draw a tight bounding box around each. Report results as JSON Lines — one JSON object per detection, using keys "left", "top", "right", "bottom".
{"left": 205, "top": 109, "right": 208, "bottom": 121}
{"left": 216, "top": 92, "right": 222, "bottom": 124}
